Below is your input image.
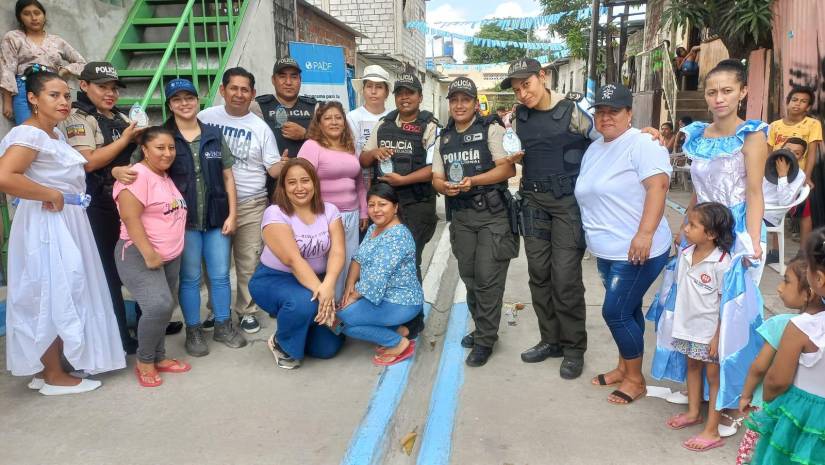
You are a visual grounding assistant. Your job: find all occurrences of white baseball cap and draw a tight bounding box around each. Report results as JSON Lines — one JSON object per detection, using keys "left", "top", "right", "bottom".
{"left": 353, "top": 65, "right": 391, "bottom": 86}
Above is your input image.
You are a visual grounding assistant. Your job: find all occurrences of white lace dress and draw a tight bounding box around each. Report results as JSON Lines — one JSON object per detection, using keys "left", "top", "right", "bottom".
{"left": 2, "top": 125, "right": 125, "bottom": 376}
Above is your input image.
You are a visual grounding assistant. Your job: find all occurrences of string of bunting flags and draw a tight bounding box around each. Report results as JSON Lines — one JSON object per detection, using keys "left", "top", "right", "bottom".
{"left": 406, "top": 22, "right": 567, "bottom": 51}
{"left": 429, "top": 8, "right": 602, "bottom": 30}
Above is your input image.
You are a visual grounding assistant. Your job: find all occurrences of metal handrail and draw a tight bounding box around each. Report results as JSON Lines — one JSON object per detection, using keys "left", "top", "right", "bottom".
{"left": 635, "top": 42, "right": 679, "bottom": 124}
{"left": 140, "top": 0, "right": 197, "bottom": 116}
{"left": 207, "top": 0, "right": 249, "bottom": 106}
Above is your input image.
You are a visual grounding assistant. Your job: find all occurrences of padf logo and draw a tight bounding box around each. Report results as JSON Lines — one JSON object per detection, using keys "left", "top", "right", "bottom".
{"left": 305, "top": 60, "right": 332, "bottom": 72}
{"left": 700, "top": 273, "right": 711, "bottom": 284}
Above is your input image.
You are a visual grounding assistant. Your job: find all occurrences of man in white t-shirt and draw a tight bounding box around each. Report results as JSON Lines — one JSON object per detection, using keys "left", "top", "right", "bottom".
{"left": 198, "top": 67, "right": 280, "bottom": 336}
{"left": 347, "top": 65, "right": 391, "bottom": 190}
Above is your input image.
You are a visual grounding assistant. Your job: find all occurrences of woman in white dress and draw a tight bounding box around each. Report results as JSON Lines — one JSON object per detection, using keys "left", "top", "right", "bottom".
{"left": 0, "top": 68, "right": 125, "bottom": 395}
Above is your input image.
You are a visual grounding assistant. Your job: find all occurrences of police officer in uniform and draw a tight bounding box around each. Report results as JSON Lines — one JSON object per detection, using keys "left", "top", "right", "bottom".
{"left": 360, "top": 73, "right": 439, "bottom": 338}
{"left": 432, "top": 77, "right": 518, "bottom": 367}
{"left": 501, "top": 58, "right": 596, "bottom": 379}
{"left": 251, "top": 57, "right": 316, "bottom": 195}
{"left": 59, "top": 61, "right": 144, "bottom": 354}
{"left": 361, "top": 73, "right": 439, "bottom": 277}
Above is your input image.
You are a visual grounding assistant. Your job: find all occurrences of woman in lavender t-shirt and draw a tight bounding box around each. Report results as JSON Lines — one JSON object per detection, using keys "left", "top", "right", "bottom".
{"left": 248, "top": 158, "right": 346, "bottom": 369}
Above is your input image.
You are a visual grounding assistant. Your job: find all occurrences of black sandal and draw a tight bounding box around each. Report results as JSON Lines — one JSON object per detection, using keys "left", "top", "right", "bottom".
{"left": 592, "top": 373, "right": 619, "bottom": 386}
{"left": 608, "top": 389, "right": 645, "bottom": 405}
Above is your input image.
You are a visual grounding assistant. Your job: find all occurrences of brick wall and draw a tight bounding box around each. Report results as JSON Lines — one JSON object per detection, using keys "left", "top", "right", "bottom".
{"left": 308, "top": 0, "right": 426, "bottom": 70}
{"left": 297, "top": 3, "right": 359, "bottom": 65}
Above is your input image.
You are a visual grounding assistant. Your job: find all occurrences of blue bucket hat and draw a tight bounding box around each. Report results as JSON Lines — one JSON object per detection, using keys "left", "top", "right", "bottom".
{"left": 165, "top": 78, "right": 198, "bottom": 99}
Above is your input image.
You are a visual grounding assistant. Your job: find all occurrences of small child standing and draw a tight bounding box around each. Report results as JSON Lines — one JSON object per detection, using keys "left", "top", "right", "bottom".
{"left": 736, "top": 256, "right": 823, "bottom": 464}
{"left": 745, "top": 227, "right": 825, "bottom": 465}
{"left": 666, "top": 202, "right": 735, "bottom": 452}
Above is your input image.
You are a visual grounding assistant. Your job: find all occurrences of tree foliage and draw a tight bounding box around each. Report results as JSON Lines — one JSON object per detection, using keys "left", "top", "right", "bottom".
{"left": 464, "top": 24, "right": 531, "bottom": 64}
{"left": 539, "top": 0, "right": 590, "bottom": 58}
{"left": 661, "top": 0, "right": 773, "bottom": 59}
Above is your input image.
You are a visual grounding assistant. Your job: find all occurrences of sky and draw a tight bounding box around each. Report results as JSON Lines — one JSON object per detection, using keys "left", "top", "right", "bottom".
{"left": 425, "top": 0, "right": 546, "bottom": 63}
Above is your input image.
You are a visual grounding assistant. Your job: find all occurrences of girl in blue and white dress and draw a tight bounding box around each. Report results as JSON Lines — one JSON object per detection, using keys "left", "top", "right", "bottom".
{"left": 0, "top": 68, "right": 125, "bottom": 395}
{"left": 655, "top": 59, "right": 769, "bottom": 452}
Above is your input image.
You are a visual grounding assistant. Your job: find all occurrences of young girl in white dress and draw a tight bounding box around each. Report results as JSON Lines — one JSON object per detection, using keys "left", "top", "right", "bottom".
{"left": 0, "top": 68, "right": 125, "bottom": 395}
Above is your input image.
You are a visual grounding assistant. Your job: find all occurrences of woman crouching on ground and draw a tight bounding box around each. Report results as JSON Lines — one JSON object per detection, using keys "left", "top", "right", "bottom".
{"left": 336, "top": 183, "right": 424, "bottom": 366}
{"left": 248, "top": 158, "right": 346, "bottom": 369}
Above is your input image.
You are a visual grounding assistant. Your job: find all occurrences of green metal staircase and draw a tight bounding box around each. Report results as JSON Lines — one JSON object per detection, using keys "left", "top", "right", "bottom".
{"left": 106, "top": 0, "right": 250, "bottom": 120}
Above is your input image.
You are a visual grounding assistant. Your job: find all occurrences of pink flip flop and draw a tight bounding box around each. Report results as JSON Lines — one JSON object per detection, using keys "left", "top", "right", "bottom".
{"left": 667, "top": 413, "right": 703, "bottom": 430}
{"left": 373, "top": 340, "right": 416, "bottom": 366}
{"left": 682, "top": 435, "right": 725, "bottom": 452}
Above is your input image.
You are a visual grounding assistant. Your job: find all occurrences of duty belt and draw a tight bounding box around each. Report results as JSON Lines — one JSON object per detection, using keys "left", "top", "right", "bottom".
{"left": 520, "top": 174, "right": 576, "bottom": 198}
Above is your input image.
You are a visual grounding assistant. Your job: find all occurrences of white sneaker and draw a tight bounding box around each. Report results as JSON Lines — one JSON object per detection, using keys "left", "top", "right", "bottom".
{"left": 665, "top": 390, "right": 690, "bottom": 405}
{"left": 39, "top": 378, "right": 102, "bottom": 396}
{"left": 27, "top": 377, "right": 45, "bottom": 390}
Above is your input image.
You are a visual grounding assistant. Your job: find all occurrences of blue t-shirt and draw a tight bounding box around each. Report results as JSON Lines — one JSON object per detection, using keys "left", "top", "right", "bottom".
{"left": 354, "top": 223, "right": 423, "bottom": 306}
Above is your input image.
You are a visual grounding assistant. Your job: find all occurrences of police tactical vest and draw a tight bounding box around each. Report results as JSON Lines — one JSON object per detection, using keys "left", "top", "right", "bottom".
{"left": 256, "top": 94, "right": 316, "bottom": 159}
{"left": 374, "top": 109, "right": 437, "bottom": 204}
{"left": 439, "top": 114, "right": 504, "bottom": 207}
{"left": 515, "top": 98, "right": 591, "bottom": 182}
{"left": 74, "top": 92, "right": 136, "bottom": 210}
{"left": 167, "top": 121, "right": 229, "bottom": 230}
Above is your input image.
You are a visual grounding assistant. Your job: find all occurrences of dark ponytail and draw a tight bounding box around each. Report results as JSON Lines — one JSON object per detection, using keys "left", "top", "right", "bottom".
{"left": 804, "top": 227, "right": 825, "bottom": 275}
{"left": 137, "top": 126, "right": 175, "bottom": 147}
{"left": 704, "top": 59, "right": 747, "bottom": 87}
{"left": 23, "top": 65, "right": 63, "bottom": 110}
{"left": 693, "top": 202, "right": 735, "bottom": 254}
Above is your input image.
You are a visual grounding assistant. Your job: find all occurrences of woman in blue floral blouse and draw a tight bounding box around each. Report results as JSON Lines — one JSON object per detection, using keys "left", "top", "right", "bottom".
{"left": 337, "top": 183, "right": 424, "bottom": 366}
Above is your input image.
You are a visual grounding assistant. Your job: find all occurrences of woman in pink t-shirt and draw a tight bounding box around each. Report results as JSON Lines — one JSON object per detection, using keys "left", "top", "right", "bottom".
{"left": 248, "top": 158, "right": 346, "bottom": 369}
{"left": 113, "top": 127, "right": 189, "bottom": 387}
{"left": 299, "top": 101, "right": 368, "bottom": 299}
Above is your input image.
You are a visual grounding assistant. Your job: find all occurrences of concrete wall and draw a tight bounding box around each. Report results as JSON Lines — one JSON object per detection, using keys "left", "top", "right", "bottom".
{"left": 214, "top": 0, "right": 278, "bottom": 102}
{"left": 552, "top": 58, "right": 588, "bottom": 94}
{"left": 307, "top": 0, "right": 426, "bottom": 71}
{"left": 0, "top": 0, "right": 133, "bottom": 136}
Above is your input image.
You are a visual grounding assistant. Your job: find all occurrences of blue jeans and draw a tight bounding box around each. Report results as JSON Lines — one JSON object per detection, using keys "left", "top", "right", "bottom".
{"left": 13, "top": 76, "right": 31, "bottom": 125}
{"left": 596, "top": 251, "right": 669, "bottom": 360}
{"left": 337, "top": 299, "right": 423, "bottom": 347}
{"left": 248, "top": 264, "right": 343, "bottom": 360}
{"left": 179, "top": 228, "right": 231, "bottom": 326}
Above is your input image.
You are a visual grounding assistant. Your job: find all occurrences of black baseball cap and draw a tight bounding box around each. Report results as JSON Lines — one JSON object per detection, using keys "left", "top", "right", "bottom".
{"left": 80, "top": 61, "right": 126, "bottom": 88}
{"left": 273, "top": 57, "right": 302, "bottom": 74}
{"left": 500, "top": 58, "right": 542, "bottom": 90}
{"left": 590, "top": 83, "right": 633, "bottom": 109}
{"left": 765, "top": 149, "right": 801, "bottom": 184}
{"left": 446, "top": 77, "right": 477, "bottom": 99}
{"left": 393, "top": 73, "right": 422, "bottom": 93}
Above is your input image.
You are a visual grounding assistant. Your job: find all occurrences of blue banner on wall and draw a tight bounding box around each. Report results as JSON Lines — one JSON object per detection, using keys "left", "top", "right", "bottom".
{"left": 289, "top": 41, "right": 350, "bottom": 111}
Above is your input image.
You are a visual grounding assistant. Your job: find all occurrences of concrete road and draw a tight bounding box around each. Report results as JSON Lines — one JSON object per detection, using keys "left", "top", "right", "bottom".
{"left": 0, "top": 193, "right": 794, "bottom": 464}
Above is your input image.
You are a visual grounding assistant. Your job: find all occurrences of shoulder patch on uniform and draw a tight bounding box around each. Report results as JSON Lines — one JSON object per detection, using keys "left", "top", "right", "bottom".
{"left": 565, "top": 91, "right": 584, "bottom": 102}
{"left": 65, "top": 124, "right": 87, "bottom": 138}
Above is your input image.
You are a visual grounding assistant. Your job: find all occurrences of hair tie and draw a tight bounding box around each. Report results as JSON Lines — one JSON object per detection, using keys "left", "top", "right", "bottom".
{"left": 22, "top": 63, "right": 54, "bottom": 81}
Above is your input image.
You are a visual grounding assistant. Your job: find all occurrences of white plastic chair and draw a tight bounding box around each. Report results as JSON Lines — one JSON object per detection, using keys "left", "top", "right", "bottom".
{"left": 764, "top": 184, "right": 810, "bottom": 275}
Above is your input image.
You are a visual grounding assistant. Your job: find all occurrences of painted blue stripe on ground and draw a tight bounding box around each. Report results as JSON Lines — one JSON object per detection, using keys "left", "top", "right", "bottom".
{"left": 666, "top": 198, "right": 687, "bottom": 215}
{"left": 416, "top": 302, "right": 469, "bottom": 465}
{"left": 341, "top": 303, "right": 431, "bottom": 465}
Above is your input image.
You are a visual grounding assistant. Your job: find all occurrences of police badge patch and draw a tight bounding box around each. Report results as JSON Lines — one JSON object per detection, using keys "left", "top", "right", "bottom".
{"left": 65, "top": 124, "right": 87, "bottom": 138}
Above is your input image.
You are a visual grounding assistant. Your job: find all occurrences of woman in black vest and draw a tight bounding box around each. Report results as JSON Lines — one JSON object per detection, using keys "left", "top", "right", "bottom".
{"left": 113, "top": 78, "right": 242, "bottom": 356}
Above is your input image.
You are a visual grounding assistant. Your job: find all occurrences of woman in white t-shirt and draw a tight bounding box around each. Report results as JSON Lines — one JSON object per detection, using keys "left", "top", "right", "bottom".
{"left": 575, "top": 83, "right": 672, "bottom": 405}
{"left": 347, "top": 64, "right": 391, "bottom": 192}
